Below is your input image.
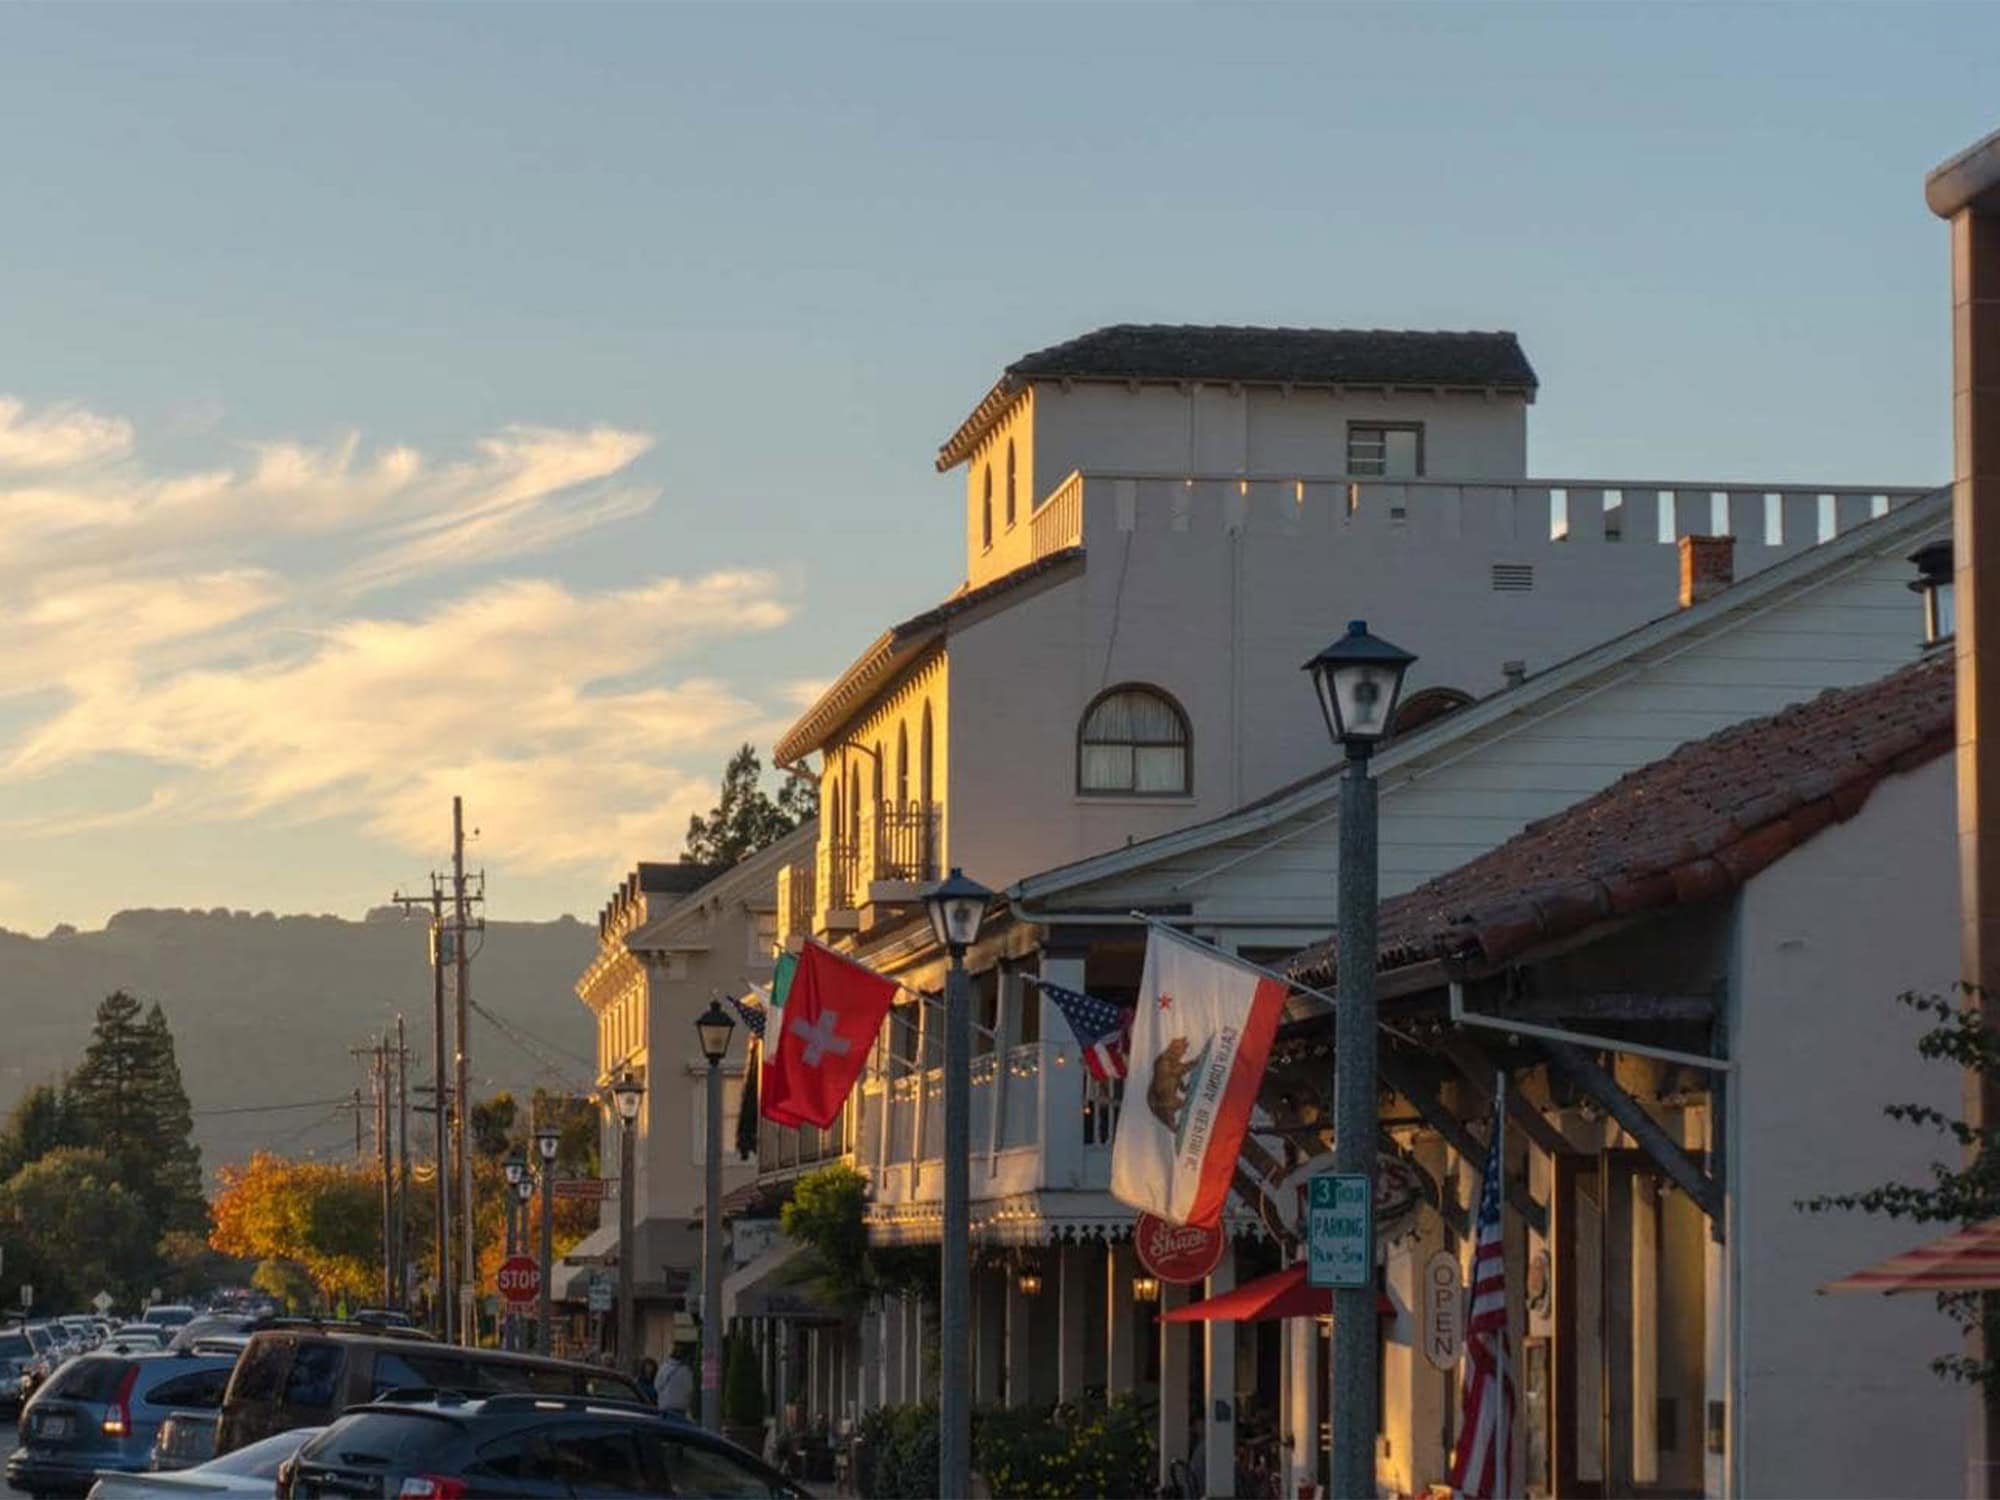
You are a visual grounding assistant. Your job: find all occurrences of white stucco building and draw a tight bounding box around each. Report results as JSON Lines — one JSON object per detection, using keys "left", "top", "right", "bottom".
{"left": 736, "top": 322, "right": 1946, "bottom": 1496}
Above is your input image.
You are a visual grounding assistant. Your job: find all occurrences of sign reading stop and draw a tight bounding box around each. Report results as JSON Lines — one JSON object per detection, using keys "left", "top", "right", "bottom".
{"left": 496, "top": 1255, "right": 541, "bottom": 1306}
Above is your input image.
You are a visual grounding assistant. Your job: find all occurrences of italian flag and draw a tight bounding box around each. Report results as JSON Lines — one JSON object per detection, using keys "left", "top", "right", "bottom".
{"left": 1110, "top": 927, "right": 1285, "bottom": 1228}
{"left": 759, "top": 941, "right": 898, "bottom": 1130}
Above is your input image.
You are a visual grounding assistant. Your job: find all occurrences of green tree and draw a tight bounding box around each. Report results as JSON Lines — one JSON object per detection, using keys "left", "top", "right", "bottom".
{"left": 779, "top": 1163, "right": 934, "bottom": 1314}
{"left": 0, "top": 1148, "right": 155, "bottom": 1308}
{"left": 530, "top": 1088, "right": 600, "bottom": 1177}
{"left": 683, "top": 744, "right": 816, "bottom": 866}
{"left": 1801, "top": 987, "right": 2000, "bottom": 1386}
{"left": 66, "top": 991, "right": 206, "bottom": 1232}
{"left": 0, "top": 1081, "right": 80, "bottom": 1182}
{"left": 471, "top": 1092, "right": 518, "bottom": 1160}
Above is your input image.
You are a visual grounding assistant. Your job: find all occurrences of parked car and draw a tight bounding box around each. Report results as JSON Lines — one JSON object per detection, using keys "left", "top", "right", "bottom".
{"left": 87, "top": 1427, "right": 324, "bottom": 1499}
{"left": 148, "top": 1409, "right": 221, "bottom": 1472}
{"left": 101, "top": 1330, "right": 165, "bottom": 1355}
{"left": 276, "top": 1393, "right": 805, "bottom": 1499}
{"left": 136, "top": 1309, "right": 195, "bottom": 1333}
{"left": 5, "top": 1351, "right": 237, "bottom": 1498}
{"left": 214, "top": 1332, "right": 645, "bottom": 1457}
{"left": 57, "top": 1320, "right": 100, "bottom": 1352}
{"left": 0, "top": 1327, "right": 32, "bottom": 1416}
{"left": 163, "top": 1318, "right": 254, "bottom": 1355}
{"left": 18, "top": 1322, "right": 68, "bottom": 1404}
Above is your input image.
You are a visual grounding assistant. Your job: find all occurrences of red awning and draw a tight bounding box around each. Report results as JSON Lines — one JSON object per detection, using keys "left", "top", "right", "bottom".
{"left": 1159, "top": 1263, "right": 1394, "bottom": 1321}
{"left": 1824, "top": 1219, "right": 2000, "bottom": 1293}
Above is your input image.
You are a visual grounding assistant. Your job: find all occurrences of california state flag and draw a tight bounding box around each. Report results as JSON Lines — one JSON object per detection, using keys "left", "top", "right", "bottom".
{"left": 1110, "top": 927, "right": 1285, "bottom": 1228}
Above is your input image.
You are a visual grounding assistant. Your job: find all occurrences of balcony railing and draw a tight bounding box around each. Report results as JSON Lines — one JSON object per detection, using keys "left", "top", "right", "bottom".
{"left": 870, "top": 801, "right": 940, "bottom": 886}
{"left": 1030, "top": 470, "right": 1084, "bottom": 561}
{"left": 1031, "top": 469, "right": 1933, "bottom": 556}
{"left": 777, "top": 856, "right": 814, "bottom": 947}
{"left": 820, "top": 838, "right": 860, "bottom": 913}
{"left": 755, "top": 1096, "right": 857, "bottom": 1178}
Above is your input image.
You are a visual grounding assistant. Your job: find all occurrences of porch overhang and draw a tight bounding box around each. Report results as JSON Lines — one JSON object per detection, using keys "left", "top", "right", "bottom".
{"left": 866, "top": 1190, "right": 1267, "bottom": 1247}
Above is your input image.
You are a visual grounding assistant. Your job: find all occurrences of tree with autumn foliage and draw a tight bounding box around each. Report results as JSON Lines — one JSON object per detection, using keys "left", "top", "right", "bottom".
{"left": 210, "top": 1152, "right": 392, "bottom": 1306}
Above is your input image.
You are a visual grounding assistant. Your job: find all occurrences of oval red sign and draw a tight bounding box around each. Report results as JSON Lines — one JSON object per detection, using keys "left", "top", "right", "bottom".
{"left": 1133, "top": 1212, "right": 1226, "bottom": 1284}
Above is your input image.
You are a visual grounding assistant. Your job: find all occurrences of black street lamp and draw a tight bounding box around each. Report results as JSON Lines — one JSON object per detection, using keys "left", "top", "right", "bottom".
{"left": 1302, "top": 619, "right": 1415, "bottom": 1500}
{"left": 610, "top": 1072, "right": 644, "bottom": 1372}
{"left": 534, "top": 1121, "right": 559, "bottom": 1355}
{"left": 695, "top": 999, "right": 735, "bottom": 1433}
{"left": 922, "top": 866, "right": 991, "bottom": 1500}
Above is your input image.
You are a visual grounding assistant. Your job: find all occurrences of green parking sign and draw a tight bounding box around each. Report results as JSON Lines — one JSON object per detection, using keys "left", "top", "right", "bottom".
{"left": 1307, "top": 1173, "right": 1372, "bottom": 1288}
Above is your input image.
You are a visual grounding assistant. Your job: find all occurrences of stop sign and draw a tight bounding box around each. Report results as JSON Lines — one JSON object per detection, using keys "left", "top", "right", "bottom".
{"left": 496, "top": 1255, "right": 541, "bottom": 1306}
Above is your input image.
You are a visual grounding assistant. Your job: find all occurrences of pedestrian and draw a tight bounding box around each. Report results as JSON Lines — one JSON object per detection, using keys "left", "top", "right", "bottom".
{"left": 656, "top": 1340, "right": 696, "bottom": 1419}
{"left": 636, "top": 1356, "right": 660, "bottom": 1405}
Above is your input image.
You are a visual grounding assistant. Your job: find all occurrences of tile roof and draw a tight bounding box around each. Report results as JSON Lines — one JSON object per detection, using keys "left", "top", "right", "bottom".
{"left": 1288, "top": 650, "right": 1954, "bottom": 988}
{"left": 937, "top": 324, "right": 1537, "bottom": 470}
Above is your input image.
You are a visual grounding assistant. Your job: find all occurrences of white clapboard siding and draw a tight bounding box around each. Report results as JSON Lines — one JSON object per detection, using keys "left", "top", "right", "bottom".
{"left": 1042, "top": 529, "right": 1947, "bottom": 931}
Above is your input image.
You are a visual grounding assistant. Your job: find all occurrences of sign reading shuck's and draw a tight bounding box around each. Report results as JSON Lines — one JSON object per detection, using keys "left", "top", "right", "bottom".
{"left": 1134, "top": 1211, "right": 1226, "bottom": 1284}
{"left": 1307, "top": 1173, "right": 1372, "bottom": 1289}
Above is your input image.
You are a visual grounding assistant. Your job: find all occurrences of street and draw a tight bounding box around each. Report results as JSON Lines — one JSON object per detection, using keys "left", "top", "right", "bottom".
{"left": 1, "top": 1418, "right": 16, "bottom": 1469}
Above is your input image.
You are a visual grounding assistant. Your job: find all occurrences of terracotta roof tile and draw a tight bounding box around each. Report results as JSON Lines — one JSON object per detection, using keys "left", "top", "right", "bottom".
{"left": 1289, "top": 651, "right": 1953, "bottom": 987}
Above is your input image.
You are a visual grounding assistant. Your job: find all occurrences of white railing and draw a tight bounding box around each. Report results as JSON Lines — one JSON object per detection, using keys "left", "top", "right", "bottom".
{"left": 855, "top": 1040, "right": 1113, "bottom": 1207}
{"left": 1043, "top": 470, "right": 1934, "bottom": 553}
{"left": 1029, "top": 470, "right": 1085, "bottom": 560}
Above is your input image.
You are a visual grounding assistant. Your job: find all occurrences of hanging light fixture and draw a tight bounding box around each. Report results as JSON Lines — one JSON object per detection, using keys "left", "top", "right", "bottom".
{"left": 1132, "top": 1273, "right": 1160, "bottom": 1303}
{"left": 1016, "top": 1268, "right": 1043, "bottom": 1298}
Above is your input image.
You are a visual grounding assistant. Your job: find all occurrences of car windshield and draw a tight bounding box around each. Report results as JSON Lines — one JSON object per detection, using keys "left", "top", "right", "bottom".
{"left": 198, "top": 1426, "right": 326, "bottom": 1479}
{"left": 23, "top": 1326, "right": 52, "bottom": 1352}
{"left": 302, "top": 1411, "right": 458, "bottom": 1468}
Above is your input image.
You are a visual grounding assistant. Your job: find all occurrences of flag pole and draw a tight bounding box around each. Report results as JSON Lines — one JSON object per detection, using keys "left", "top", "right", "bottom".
{"left": 1496, "top": 1067, "right": 1510, "bottom": 1500}
{"left": 1124, "top": 909, "right": 1425, "bottom": 1048}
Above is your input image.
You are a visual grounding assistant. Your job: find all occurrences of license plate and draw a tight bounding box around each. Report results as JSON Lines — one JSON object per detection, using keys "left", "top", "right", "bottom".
{"left": 35, "top": 1413, "right": 71, "bottom": 1438}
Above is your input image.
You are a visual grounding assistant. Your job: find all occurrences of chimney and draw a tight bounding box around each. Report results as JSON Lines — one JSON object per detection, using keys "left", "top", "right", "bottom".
{"left": 1678, "top": 534, "right": 1735, "bottom": 608}
{"left": 1501, "top": 660, "right": 1526, "bottom": 690}
{"left": 1928, "top": 125, "right": 2000, "bottom": 1500}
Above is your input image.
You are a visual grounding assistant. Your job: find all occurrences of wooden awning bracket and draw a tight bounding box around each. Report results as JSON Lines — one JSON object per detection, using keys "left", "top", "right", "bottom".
{"left": 1542, "top": 1038, "right": 1726, "bottom": 1242}
{"left": 1380, "top": 1050, "right": 1548, "bottom": 1237}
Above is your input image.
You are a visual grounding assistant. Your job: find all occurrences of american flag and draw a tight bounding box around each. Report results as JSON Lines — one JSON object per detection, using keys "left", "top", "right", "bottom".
{"left": 1028, "top": 978, "right": 1131, "bottom": 1081}
{"left": 726, "top": 989, "right": 766, "bottom": 1040}
{"left": 1450, "top": 1089, "right": 1517, "bottom": 1500}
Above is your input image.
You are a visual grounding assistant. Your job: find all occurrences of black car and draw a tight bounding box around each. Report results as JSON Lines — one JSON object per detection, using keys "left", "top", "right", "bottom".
{"left": 279, "top": 1393, "right": 805, "bottom": 1499}
{"left": 214, "top": 1331, "right": 644, "bottom": 1457}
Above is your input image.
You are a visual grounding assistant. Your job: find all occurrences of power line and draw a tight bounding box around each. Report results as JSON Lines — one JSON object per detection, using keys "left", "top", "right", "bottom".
{"left": 194, "top": 1095, "right": 355, "bottom": 1118}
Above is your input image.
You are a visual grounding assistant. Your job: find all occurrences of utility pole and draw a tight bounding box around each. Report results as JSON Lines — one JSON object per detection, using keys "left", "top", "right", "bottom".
{"left": 396, "top": 1015, "right": 411, "bottom": 1309}
{"left": 450, "top": 795, "right": 484, "bottom": 1346}
{"left": 352, "top": 1036, "right": 395, "bottom": 1308}
{"left": 390, "top": 878, "right": 453, "bottom": 1342}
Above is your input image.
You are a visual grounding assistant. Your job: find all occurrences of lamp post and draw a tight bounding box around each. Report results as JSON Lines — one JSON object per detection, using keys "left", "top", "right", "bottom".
{"left": 694, "top": 999, "right": 735, "bottom": 1433}
{"left": 512, "top": 1171, "right": 534, "bottom": 1351}
{"left": 1303, "top": 619, "right": 1415, "bottom": 1500}
{"left": 503, "top": 1152, "right": 526, "bottom": 1351}
{"left": 922, "top": 867, "right": 992, "bottom": 1500}
{"left": 611, "top": 1071, "right": 645, "bottom": 1372}
{"left": 534, "top": 1121, "right": 559, "bottom": 1356}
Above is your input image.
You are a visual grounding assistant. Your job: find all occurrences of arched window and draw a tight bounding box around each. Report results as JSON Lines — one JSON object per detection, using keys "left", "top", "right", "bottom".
{"left": 920, "top": 703, "right": 934, "bottom": 807}
{"left": 896, "top": 723, "right": 909, "bottom": 808}
{"left": 1077, "top": 685, "right": 1191, "bottom": 796}
{"left": 872, "top": 741, "right": 884, "bottom": 814}
{"left": 847, "top": 762, "right": 861, "bottom": 846}
{"left": 981, "top": 466, "right": 993, "bottom": 550}
{"left": 1005, "top": 441, "right": 1017, "bottom": 527}
{"left": 1391, "top": 686, "right": 1474, "bottom": 736}
{"left": 829, "top": 777, "right": 844, "bottom": 853}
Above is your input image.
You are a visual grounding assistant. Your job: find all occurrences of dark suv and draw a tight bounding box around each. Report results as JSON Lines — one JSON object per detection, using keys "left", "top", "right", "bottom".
{"left": 4, "top": 1349, "right": 237, "bottom": 1497}
{"left": 214, "top": 1331, "right": 644, "bottom": 1457}
{"left": 279, "top": 1393, "right": 804, "bottom": 1498}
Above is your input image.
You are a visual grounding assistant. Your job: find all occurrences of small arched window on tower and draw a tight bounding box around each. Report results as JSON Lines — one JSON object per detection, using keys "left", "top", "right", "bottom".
{"left": 1077, "top": 685, "right": 1191, "bottom": 796}
{"left": 1006, "top": 441, "right": 1018, "bottom": 528}
{"left": 981, "top": 466, "right": 994, "bottom": 551}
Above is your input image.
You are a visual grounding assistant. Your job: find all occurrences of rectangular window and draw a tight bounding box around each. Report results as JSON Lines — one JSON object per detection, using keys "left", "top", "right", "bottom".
{"left": 750, "top": 911, "right": 778, "bottom": 966}
{"left": 1346, "top": 423, "right": 1423, "bottom": 479}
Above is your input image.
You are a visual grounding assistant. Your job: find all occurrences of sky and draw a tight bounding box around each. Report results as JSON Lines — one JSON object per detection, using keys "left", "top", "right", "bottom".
{"left": 0, "top": 2, "right": 1992, "bottom": 934}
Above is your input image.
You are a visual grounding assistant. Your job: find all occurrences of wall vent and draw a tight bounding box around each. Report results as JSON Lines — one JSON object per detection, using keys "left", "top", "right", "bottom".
{"left": 1491, "top": 562, "right": 1535, "bottom": 592}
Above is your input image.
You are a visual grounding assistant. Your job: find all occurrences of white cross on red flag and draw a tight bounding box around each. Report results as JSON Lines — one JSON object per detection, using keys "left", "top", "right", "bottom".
{"left": 759, "top": 940, "right": 898, "bottom": 1129}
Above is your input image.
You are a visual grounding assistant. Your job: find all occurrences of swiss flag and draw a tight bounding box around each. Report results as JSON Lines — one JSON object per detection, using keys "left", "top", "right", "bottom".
{"left": 759, "top": 941, "right": 897, "bottom": 1129}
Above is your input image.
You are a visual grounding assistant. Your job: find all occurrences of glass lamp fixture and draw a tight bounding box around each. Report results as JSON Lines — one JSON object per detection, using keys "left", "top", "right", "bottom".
{"left": 1016, "top": 1269, "right": 1043, "bottom": 1297}
{"left": 1303, "top": 620, "right": 1417, "bottom": 753}
{"left": 924, "top": 868, "right": 993, "bottom": 952}
{"left": 534, "top": 1124, "right": 560, "bottom": 1163}
{"left": 1132, "top": 1273, "right": 1161, "bottom": 1303}
{"left": 611, "top": 1071, "right": 644, "bottom": 1122}
{"left": 503, "top": 1152, "right": 525, "bottom": 1187}
{"left": 695, "top": 999, "right": 735, "bottom": 1065}
{"left": 514, "top": 1174, "right": 534, "bottom": 1204}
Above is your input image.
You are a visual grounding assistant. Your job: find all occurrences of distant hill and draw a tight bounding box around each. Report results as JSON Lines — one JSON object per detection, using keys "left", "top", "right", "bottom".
{"left": 0, "top": 907, "right": 599, "bottom": 1179}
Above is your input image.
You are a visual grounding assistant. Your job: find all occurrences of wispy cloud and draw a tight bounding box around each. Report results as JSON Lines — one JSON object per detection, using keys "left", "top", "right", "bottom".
{"left": 0, "top": 396, "right": 801, "bottom": 883}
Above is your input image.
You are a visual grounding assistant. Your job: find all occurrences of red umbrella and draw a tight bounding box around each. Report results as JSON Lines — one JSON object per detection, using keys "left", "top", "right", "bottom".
{"left": 1159, "top": 1263, "right": 1394, "bottom": 1321}
{"left": 1823, "top": 1218, "right": 2000, "bottom": 1293}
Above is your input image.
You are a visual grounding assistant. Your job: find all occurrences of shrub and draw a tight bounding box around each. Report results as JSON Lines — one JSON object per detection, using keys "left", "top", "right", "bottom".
{"left": 976, "top": 1394, "right": 1157, "bottom": 1499}
{"left": 721, "top": 1330, "right": 765, "bottom": 1428}
{"left": 856, "top": 1401, "right": 940, "bottom": 1499}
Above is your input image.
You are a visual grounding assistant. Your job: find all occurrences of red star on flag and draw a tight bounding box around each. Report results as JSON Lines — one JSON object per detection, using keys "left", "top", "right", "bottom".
{"left": 1156, "top": 992, "right": 1173, "bottom": 1012}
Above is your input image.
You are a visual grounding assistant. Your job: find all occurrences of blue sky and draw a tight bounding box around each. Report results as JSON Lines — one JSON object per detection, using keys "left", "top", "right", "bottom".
{"left": 0, "top": 3, "right": 1990, "bottom": 933}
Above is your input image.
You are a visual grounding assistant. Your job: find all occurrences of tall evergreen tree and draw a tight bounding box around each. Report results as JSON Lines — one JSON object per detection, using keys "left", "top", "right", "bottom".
{"left": 68, "top": 991, "right": 206, "bottom": 1232}
{"left": 0, "top": 1081, "right": 79, "bottom": 1182}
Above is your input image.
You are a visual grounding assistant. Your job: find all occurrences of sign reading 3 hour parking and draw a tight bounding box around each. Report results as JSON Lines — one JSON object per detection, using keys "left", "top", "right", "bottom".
{"left": 1307, "top": 1173, "right": 1373, "bottom": 1288}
